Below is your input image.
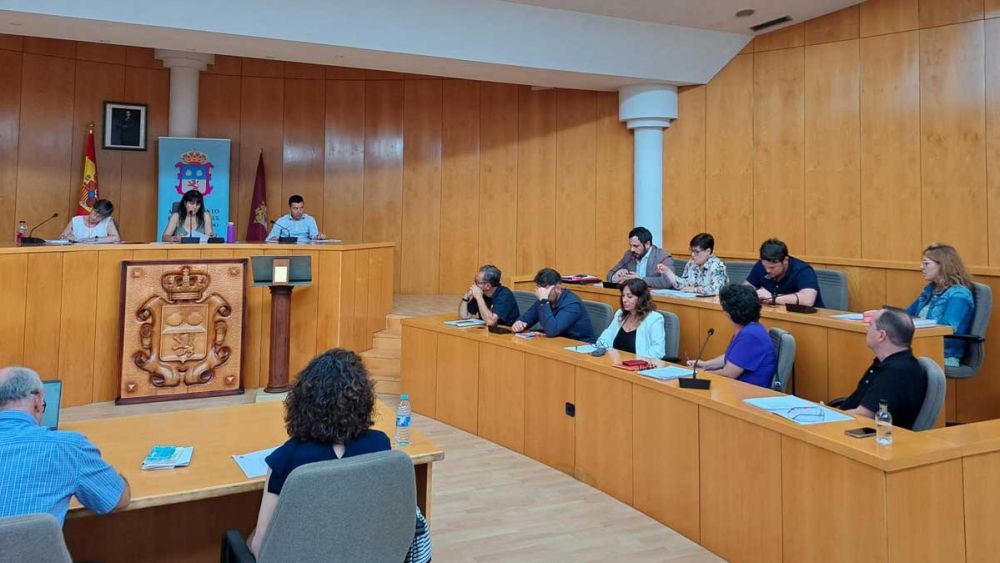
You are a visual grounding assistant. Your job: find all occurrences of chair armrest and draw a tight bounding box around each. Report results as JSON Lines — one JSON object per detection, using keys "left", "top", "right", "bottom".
{"left": 220, "top": 529, "right": 255, "bottom": 563}
{"left": 827, "top": 397, "right": 847, "bottom": 409}
{"left": 943, "top": 333, "right": 985, "bottom": 343}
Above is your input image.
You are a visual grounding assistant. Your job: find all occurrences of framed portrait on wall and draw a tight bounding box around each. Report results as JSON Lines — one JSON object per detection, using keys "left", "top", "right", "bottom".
{"left": 103, "top": 101, "right": 148, "bottom": 151}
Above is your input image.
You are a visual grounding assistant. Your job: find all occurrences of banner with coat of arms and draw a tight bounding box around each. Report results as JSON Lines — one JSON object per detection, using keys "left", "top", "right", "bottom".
{"left": 157, "top": 137, "right": 231, "bottom": 241}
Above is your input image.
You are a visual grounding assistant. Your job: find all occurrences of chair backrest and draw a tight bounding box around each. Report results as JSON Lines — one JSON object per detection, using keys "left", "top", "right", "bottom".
{"left": 256, "top": 450, "right": 416, "bottom": 563}
{"left": 815, "top": 268, "right": 848, "bottom": 311}
{"left": 0, "top": 513, "right": 72, "bottom": 563}
{"left": 671, "top": 258, "right": 687, "bottom": 276}
{"left": 660, "top": 310, "right": 680, "bottom": 360}
{"left": 725, "top": 261, "right": 755, "bottom": 285}
{"left": 960, "top": 282, "right": 993, "bottom": 375}
{"left": 913, "top": 357, "right": 947, "bottom": 431}
{"left": 582, "top": 300, "right": 613, "bottom": 335}
{"left": 512, "top": 290, "right": 540, "bottom": 329}
{"left": 768, "top": 327, "right": 796, "bottom": 392}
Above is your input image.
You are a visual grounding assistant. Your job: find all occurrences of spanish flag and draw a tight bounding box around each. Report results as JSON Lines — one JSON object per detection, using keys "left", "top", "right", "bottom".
{"left": 245, "top": 151, "right": 268, "bottom": 241}
{"left": 77, "top": 124, "right": 99, "bottom": 215}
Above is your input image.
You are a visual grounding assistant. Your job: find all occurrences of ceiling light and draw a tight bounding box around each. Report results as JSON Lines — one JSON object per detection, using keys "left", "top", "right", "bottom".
{"left": 735, "top": 9, "right": 755, "bottom": 18}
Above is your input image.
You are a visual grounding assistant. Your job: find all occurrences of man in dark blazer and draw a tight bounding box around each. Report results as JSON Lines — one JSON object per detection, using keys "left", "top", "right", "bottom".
{"left": 606, "top": 226, "right": 674, "bottom": 289}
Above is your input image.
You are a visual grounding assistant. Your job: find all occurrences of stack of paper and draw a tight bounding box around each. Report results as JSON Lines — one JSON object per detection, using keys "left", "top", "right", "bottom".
{"left": 141, "top": 445, "right": 194, "bottom": 470}
{"left": 443, "top": 319, "right": 486, "bottom": 327}
{"left": 637, "top": 365, "right": 692, "bottom": 381}
{"left": 232, "top": 446, "right": 280, "bottom": 478}
{"left": 650, "top": 289, "right": 699, "bottom": 299}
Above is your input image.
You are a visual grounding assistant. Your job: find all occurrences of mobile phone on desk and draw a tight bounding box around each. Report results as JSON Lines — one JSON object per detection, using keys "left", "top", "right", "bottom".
{"left": 845, "top": 427, "right": 877, "bottom": 438}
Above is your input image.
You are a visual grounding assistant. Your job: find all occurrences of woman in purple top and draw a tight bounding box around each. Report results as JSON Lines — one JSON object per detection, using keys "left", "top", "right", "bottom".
{"left": 687, "top": 284, "right": 777, "bottom": 389}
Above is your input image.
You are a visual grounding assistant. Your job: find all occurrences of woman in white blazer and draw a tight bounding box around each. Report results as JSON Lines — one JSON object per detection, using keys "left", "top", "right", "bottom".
{"left": 596, "top": 278, "right": 666, "bottom": 359}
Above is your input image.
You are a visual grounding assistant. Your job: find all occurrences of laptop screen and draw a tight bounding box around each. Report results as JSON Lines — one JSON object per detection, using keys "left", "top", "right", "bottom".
{"left": 41, "top": 380, "right": 62, "bottom": 430}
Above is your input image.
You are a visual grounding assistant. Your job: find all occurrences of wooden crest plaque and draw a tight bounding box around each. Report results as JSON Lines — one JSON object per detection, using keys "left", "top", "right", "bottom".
{"left": 117, "top": 259, "right": 247, "bottom": 404}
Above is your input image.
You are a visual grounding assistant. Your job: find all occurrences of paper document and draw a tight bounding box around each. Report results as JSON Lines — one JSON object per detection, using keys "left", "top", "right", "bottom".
{"left": 444, "top": 319, "right": 486, "bottom": 327}
{"left": 44, "top": 239, "right": 72, "bottom": 246}
{"left": 744, "top": 396, "right": 853, "bottom": 425}
{"left": 232, "top": 446, "right": 279, "bottom": 479}
{"left": 637, "top": 365, "right": 692, "bottom": 381}
{"left": 308, "top": 239, "right": 342, "bottom": 244}
{"left": 832, "top": 313, "right": 864, "bottom": 320}
{"left": 565, "top": 344, "right": 598, "bottom": 354}
{"left": 651, "top": 289, "right": 699, "bottom": 299}
{"left": 913, "top": 318, "right": 938, "bottom": 328}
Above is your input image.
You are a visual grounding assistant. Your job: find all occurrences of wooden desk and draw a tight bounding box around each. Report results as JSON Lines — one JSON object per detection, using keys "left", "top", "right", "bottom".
{"left": 61, "top": 400, "right": 442, "bottom": 563}
{"left": 513, "top": 279, "right": 951, "bottom": 414}
{"left": 402, "top": 314, "right": 970, "bottom": 562}
{"left": 0, "top": 242, "right": 394, "bottom": 407}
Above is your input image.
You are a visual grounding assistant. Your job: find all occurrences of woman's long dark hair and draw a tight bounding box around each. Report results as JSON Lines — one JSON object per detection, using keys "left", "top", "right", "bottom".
{"left": 622, "top": 278, "right": 656, "bottom": 324}
{"left": 178, "top": 189, "right": 206, "bottom": 231}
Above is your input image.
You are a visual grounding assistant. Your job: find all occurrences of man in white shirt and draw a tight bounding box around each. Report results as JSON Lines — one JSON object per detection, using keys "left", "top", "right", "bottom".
{"left": 267, "top": 195, "right": 327, "bottom": 241}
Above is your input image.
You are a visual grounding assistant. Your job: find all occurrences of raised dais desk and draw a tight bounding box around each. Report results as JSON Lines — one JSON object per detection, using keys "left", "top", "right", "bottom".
{"left": 401, "top": 314, "right": 986, "bottom": 562}
{"left": 62, "top": 400, "right": 442, "bottom": 563}
{"left": 0, "top": 242, "right": 394, "bottom": 407}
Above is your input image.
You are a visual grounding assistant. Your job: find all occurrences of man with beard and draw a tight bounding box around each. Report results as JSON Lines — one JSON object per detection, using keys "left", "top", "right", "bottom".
{"left": 606, "top": 226, "right": 674, "bottom": 288}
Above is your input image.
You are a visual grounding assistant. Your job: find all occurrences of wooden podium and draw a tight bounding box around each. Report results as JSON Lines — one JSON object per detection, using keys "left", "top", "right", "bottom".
{"left": 251, "top": 255, "right": 312, "bottom": 393}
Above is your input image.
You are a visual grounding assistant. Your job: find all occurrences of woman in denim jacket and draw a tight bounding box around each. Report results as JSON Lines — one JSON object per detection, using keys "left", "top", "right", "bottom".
{"left": 906, "top": 243, "right": 975, "bottom": 367}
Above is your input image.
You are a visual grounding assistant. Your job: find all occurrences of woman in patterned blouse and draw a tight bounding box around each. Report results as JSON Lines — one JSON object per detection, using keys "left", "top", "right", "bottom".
{"left": 657, "top": 233, "right": 729, "bottom": 295}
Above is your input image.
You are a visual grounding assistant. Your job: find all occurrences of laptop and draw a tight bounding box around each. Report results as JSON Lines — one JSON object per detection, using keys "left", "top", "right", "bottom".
{"left": 41, "top": 380, "right": 62, "bottom": 430}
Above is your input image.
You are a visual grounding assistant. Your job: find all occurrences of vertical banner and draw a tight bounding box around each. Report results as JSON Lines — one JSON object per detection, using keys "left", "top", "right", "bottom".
{"left": 157, "top": 137, "right": 231, "bottom": 241}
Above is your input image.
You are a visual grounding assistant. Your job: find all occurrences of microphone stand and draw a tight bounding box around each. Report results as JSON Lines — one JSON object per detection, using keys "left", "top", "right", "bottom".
{"left": 271, "top": 220, "right": 298, "bottom": 244}
{"left": 680, "top": 328, "right": 715, "bottom": 390}
{"left": 21, "top": 213, "right": 60, "bottom": 246}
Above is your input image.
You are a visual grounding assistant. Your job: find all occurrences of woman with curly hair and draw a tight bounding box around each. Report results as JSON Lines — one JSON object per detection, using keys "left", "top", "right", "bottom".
{"left": 906, "top": 243, "right": 975, "bottom": 367}
{"left": 687, "top": 283, "right": 776, "bottom": 389}
{"left": 249, "top": 348, "right": 390, "bottom": 556}
{"left": 595, "top": 278, "right": 666, "bottom": 359}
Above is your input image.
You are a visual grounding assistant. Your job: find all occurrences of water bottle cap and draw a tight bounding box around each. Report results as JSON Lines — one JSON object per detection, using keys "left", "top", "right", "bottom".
{"left": 400, "top": 394, "right": 409, "bottom": 400}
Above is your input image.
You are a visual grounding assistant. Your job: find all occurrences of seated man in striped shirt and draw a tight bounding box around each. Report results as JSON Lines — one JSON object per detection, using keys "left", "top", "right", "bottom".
{"left": 0, "top": 366, "right": 130, "bottom": 525}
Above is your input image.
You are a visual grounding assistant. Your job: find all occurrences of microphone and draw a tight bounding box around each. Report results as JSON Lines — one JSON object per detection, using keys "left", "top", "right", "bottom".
{"left": 680, "top": 328, "right": 714, "bottom": 390}
{"left": 21, "top": 212, "right": 59, "bottom": 246}
{"left": 270, "top": 220, "right": 297, "bottom": 244}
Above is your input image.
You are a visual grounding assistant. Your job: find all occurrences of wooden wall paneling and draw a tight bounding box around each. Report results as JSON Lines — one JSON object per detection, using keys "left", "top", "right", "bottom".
{"left": 516, "top": 87, "right": 557, "bottom": 275}
{"left": 433, "top": 334, "right": 478, "bottom": 433}
{"left": 338, "top": 250, "right": 359, "bottom": 352}
{"left": 71, "top": 61, "right": 125, "bottom": 219}
{"left": 753, "top": 48, "right": 806, "bottom": 251}
{"left": 22, "top": 37, "right": 75, "bottom": 58}
{"left": 554, "top": 89, "right": 597, "bottom": 274}
{"left": 855, "top": 267, "right": 889, "bottom": 312}
{"left": 325, "top": 66, "right": 366, "bottom": 80}
{"left": 22, "top": 253, "right": 63, "bottom": 378}
{"left": 804, "top": 5, "right": 860, "bottom": 45}
{"left": 632, "top": 385, "right": 700, "bottom": 541}
{"left": 754, "top": 23, "right": 805, "bottom": 52}
{"left": 239, "top": 76, "right": 284, "bottom": 244}
{"left": 205, "top": 55, "right": 242, "bottom": 76}
{"left": 198, "top": 73, "right": 242, "bottom": 226}
{"left": 323, "top": 80, "right": 365, "bottom": 241}
{"left": 781, "top": 437, "right": 887, "bottom": 561}
{"left": 362, "top": 81, "right": 404, "bottom": 290}
{"left": 705, "top": 54, "right": 755, "bottom": 254}
{"left": 885, "top": 460, "right": 966, "bottom": 561}
{"left": 123, "top": 47, "right": 161, "bottom": 69}
{"left": 827, "top": 331, "right": 876, "bottom": 400}
{"left": 918, "top": 0, "right": 984, "bottom": 28}
{"left": 288, "top": 249, "right": 319, "bottom": 377}
{"left": 88, "top": 250, "right": 132, "bottom": 403}
{"left": 242, "top": 58, "right": 284, "bottom": 78}
{"left": 314, "top": 250, "right": 343, "bottom": 352}
{"left": 573, "top": 367, "right": 633, "bottom": 504}
{"left": 120, "top": 66, "right": 169, "bottom": 242}
{"left": 699, "top": 408, "right": 782, "bottom": 562}
{"left": 860, "top": 31, "right": 922, "bottom": 261}
{"left": 523, "top": 354, "right": 575, "bottom": 474}
{"left": 658, "top": 302, "right": 701, "bottom": 361}
{"left": 662, "top": 86, "right": 706, "bottom": 251}
{"left": 861, "top": 0, "right": 919, "bottom": 37}
{"left": 15, "top": 53, "right": 75, "bottom": 239}
{"left": 699, "top": 309, "right": 736, "bottom": 360}
{"left": 962, "top": 451, "right": 1000, "bottom": 560}
{"left": 0, "top": 49, "right": 21, "bottom": 240}
{"left": 989, "top": 0, "right": 1000, "bottom": 18}
{"left": 477, "top": 345, "right": 525, "bottom": 452}
{"left": 75, "top": 42, "right": 126, "bottom": 65}
{"left": 920, "top": 21, "right": 988, "bottom": 265}
{"left": 367, "top": 246, "right": 395, "bottom": 338}
{"left": 282, "top": 78, "right": 326, "bottom": 231}
{"left": 232, "top": 247, "right": 264, "bottom": 388}
{"left": 768, "top": 319, "right": 830, "bottom": 401}
{"left": 438, "top": 80, "right": 480, "bottom": 295}
{"left": 165, "top": 248, "right": 202, "bottom": 259}
{"left": 987, "top": 19, "right": 1000, "bottom": 266}
{"left": 284, "top": 62, "right": 325, "bottom": 80}
{"left": 400, "top": 79, "right": 442, "bottom": 294}
{"left": 477, "top": 83, "right": 518, "bottom": 277}
{"left": 0, "top": 33, "right": 23, "bottom": 51}
{"left": 804, "top": 40, "right": 861, "bottom": 258}
{"left": 130, "top": 249, "right": 168, "bottom": 260}
{"left": 198, "top": 248, "right": 235, "bottom": 259}
{"left": 0, "top": 254, "right": 27, "bottom": 367}
{"left": 594, "top": 91, "right": 633, "bottom": 274}
{"left": 350, "top": 249, "right": 370, "bottom": 351}
{"left": 883, "top": 269, "right": 928, "bottom": 306}
{"left": 58, "top": 251, "right": 99, "bottom": 407}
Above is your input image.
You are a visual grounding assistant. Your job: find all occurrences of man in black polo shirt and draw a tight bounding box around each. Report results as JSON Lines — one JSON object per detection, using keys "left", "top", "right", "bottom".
{"left": 459, "top": 264, "right": 520, "bottom": 327}
{"left": 838, "top": 307, "right": 927, "bottom": 430}
{"left": 744, "top": 238, "right": 825, "bottom": 308}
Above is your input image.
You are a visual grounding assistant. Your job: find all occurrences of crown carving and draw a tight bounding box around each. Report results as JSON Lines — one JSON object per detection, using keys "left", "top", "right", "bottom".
{"left": 181, "top": 151, "right": 208, "bottom": 164}
{"left": 161, "top": 267, "right": 209, "bottom": 301}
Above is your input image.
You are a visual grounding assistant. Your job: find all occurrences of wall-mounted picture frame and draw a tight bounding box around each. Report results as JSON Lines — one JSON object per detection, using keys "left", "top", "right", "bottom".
{"left": 103, "top": 101, "right": 148, "bottom": 151}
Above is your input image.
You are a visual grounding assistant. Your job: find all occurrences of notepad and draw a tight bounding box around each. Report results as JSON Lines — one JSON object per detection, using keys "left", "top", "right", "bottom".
{"left": 565, "top": 344, "right": 598, "bottom": 354}
{"left": 743, "top": 396, "right": 853, "bottom": 426}
{"left": 651, "top": 289, "right": 699, "bottom": 299}
{"left": 232, "top": 446, "right": 279, "bottom": 479}
{"left": 141, "top": 445, "right": 194, "bottom": 470}
{"left": 443, "top": 319, "right": 486, "bottom": 327}
{"left": 637, "top": 365, "right": 692, "bottom": 381}
{"left": 832, "top": 313, "right": 864, "bottom": 321}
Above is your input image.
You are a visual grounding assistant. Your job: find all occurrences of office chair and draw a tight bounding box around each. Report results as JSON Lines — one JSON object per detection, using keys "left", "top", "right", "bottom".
{"left": 912, "top": 357, "right": 947, "bottom": 431}
{"left": 944, "top": 282, "right": 992, "bottom": 381}
{"left": 769, "top": 327, "right": 796, "bottom": 393}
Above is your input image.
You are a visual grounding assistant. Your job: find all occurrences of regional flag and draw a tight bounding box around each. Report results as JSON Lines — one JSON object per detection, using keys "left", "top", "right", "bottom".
{"left": 246, "top": 151, "right": 268, "bottom": 241}
{"left": 77, "top": 124, "right": 99, "bottom": 215}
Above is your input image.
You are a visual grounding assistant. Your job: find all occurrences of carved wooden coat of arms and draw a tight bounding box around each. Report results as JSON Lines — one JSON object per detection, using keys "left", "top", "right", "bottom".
{"left": 117, "top": 259, "right": 246, "bottom": 404}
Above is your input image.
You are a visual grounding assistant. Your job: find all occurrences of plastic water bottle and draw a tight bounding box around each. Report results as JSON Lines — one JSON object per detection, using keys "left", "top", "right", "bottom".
{"left": 395, "top": 394, "right": 412, "bottom": 446}
{"left": 876, "top": 400, "right": 893, "bottom": 445}
{"left": 16, "top": 220, "right": 26, "bottom": 245}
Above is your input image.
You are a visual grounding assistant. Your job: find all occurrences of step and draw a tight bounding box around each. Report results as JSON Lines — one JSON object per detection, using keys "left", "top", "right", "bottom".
{"left": 373, "top": 376, "right": 401, "bottom": 395}
{"left": 372, "top": 330, "right": 401, "bottom": 352}
{"left": 361, "top": 347, "right": 400, "bottom": 361}
{"left": 385, "top": 314, "right": 410, "bottom": 335}
{"left": 362, "top": 355, "right": 400, "bottom": 376}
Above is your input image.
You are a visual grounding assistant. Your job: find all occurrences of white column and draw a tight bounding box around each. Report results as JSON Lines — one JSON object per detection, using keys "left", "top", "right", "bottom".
{"left": 619, "top": 84, "right": 678, "bottom": 247}
{"left": 155, "top": 50, "right": 215, "bottom": 137}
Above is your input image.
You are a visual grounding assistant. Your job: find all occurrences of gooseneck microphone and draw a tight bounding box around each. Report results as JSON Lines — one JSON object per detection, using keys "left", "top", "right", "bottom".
{"left": 21, "top": 212, "right": 59, "bottom": 246}
{"left": 270, "top": 220, "right": 297, "bottom": 244}
{"left": 680, "top": 328, "right": 714, "bottom": 390}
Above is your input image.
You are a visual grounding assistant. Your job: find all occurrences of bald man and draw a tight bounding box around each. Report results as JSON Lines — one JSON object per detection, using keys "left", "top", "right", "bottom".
{"left": 0, "top": 366, "right": 130, "bottom": 524}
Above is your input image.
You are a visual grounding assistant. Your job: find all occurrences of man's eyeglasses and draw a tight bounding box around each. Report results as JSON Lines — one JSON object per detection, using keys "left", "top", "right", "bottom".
{"left": 690, "top": 248, "right": 706, "bottom": 256}
{"left": 786, "top": 406, "right": 823, "bottom": 422}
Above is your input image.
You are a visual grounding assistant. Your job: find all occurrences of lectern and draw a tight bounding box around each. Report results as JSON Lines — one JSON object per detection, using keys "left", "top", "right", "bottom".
{"left": 251, "top": 255, "right": 312, "bottom": 393}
